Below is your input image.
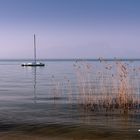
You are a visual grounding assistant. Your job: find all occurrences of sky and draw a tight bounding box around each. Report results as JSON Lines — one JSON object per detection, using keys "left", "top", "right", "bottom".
{"left": 0, "top": 0, "right": 140, "bottom": 59}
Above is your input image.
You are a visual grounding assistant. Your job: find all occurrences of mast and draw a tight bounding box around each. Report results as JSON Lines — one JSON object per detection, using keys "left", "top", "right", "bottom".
{"left": 34, "top": 34, "right": 36, "bottom": 64}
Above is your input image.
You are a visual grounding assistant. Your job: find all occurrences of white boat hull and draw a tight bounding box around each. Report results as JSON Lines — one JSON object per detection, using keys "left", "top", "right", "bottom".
{"left": 21, "top": 62, "right": 45, "bottom": 67}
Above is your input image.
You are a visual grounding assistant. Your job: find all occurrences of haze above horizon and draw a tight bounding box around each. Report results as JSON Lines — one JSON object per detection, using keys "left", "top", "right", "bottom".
{"left": 0, "top": 0, "right": 140, "bottom": 59}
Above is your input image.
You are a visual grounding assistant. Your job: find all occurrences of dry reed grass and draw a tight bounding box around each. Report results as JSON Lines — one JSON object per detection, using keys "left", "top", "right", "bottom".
{"left": 50, "top": 60, "right": 140, "bottom": 114}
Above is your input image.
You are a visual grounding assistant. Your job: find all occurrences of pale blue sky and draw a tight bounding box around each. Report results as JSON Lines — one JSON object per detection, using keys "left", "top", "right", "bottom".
{"left": 0, "top": 0, "right": 140, "bottom": 59}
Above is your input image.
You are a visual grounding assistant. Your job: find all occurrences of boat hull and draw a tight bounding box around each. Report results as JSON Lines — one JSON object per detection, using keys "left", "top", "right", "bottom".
{"left": 21, "top": 62, "right": 45, "bottom": 67}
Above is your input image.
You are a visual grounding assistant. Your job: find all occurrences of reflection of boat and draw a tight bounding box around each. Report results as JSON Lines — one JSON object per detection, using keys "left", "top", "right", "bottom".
{"left": 33, "top": 67, "right": 37, "bottom": 103}
{"left": 21, "top": 34, "right": 45, "bottom": 67}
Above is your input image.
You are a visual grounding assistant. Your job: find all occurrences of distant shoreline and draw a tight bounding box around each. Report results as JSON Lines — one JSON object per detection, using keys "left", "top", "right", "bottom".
{"left": 0, "top": 58, "right": 140, "bottom": 61}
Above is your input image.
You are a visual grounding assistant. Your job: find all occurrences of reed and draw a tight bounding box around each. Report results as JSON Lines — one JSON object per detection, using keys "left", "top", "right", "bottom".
{"left": 73, "top": 60, "right": 140, "bottom": 114}
{"left": 50, "top": 60, "right": 140, "bottom": 114}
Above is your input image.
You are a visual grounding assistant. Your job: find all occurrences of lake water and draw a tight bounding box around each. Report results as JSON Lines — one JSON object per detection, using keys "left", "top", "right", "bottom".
{"left": 0, "top": 60, "right": 140, "bottom": 140}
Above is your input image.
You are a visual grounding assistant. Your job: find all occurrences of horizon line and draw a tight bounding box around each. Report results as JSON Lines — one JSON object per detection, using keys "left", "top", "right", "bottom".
{"left": 0, "top": 58, "right": 140, "bottom": 61}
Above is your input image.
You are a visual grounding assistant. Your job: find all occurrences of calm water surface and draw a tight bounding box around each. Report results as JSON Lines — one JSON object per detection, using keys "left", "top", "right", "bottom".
{"left": 0, "top": 60, "right": 140, "bottom": 140}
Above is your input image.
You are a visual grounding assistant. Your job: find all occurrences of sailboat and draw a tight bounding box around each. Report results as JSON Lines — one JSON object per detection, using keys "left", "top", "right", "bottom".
{"left": 21, "top": 34, "right": 45, "bottom": 67}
